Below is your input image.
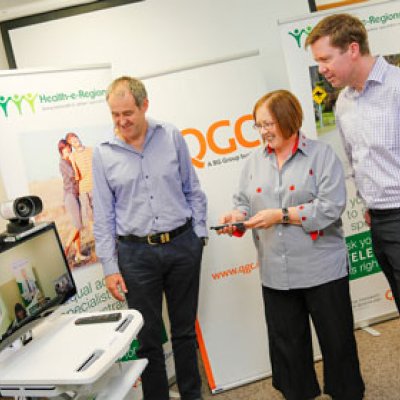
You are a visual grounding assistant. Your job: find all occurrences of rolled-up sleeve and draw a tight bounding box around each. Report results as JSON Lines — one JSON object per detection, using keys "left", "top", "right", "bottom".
{"left": 297, "top": 144, "right": 346, "bottom": 232}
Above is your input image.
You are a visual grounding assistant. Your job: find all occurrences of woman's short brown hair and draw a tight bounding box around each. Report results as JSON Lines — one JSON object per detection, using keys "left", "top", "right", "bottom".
{"left": 253, "top": 90, "right": 303, "bottom": 139}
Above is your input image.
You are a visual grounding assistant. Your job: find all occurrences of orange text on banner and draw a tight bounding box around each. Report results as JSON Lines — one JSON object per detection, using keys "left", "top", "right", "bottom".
{"left": 182, "top": 114, "right": 260, "bottom": 168}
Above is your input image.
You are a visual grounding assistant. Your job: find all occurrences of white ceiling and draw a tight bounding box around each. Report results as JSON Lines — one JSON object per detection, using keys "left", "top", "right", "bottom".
{"left": 0, "top": 0, "right": 98, "bottom": 22}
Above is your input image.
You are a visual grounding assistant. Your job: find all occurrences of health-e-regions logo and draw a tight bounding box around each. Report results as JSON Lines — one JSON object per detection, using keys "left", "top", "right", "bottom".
{"left": 288, "top": 25, "right": 313, "bottom": 48}
{"left": 0, "top": 89, "right": 106, "bottom": 118}
{"left": 0, "top": 93, "right": 38, "bottom": 117}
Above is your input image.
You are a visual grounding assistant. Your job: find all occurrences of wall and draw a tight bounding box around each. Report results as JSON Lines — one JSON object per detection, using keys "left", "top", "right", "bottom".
{"left": 0, "top": 0, "right": 311, "bottom": 210}
{"left": 5, "top": 0, "right": 310, "bottom": 82}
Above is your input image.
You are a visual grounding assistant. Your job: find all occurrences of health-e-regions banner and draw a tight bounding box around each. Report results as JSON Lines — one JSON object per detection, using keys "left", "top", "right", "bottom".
{"left": 0, "top": 64, "right": 150, "bottom": 399}
{"left": 278, "top": 0, "right": 399, "bottom": 324}
{"left": 0, "top": 64, "right": 113, "bottom": 300}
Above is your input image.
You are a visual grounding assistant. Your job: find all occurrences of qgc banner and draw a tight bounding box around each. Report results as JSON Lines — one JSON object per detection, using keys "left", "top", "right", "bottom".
{"left": 143, "top": 54, "right": 275, "bottom": 392}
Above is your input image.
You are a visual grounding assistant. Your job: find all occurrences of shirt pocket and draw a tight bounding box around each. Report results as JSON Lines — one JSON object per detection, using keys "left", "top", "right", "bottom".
{"left": 286, "top": 173, "right": 316, "bottom": 207}
{"left": 249, "top": 179, "right": 278, "bottom": 214}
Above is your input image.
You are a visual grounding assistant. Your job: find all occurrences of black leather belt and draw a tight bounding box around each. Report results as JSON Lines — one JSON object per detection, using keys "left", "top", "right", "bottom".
{"left": 369, "top": 208, "right": 400, "bottom": 217}
{"left": 118, "top": 220, "right": 191, "bottom": 245}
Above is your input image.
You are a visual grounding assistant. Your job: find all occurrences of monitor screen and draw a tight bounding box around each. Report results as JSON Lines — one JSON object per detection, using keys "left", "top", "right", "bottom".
{"left": 0, "top": 222, "right": 76, "bottom": 352}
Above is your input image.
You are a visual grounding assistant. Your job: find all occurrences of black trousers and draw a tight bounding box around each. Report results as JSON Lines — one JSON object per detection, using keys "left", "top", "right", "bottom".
{"left": 262, "top": 277, "right": 365, "bottom": 400}
{"left": 370, "top": 209, "right": 400, "bottom": 313}
{"left": 117, "top": 228, "right": 203, "bottom": 400}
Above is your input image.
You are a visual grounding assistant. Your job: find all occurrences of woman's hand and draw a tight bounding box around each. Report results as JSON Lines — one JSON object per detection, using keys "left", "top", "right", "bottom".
{"left": 217, "top": 210, "right": 246, "bottom": 235}
{"left": 246, "top": 209, "right": 281, "bottom": 229}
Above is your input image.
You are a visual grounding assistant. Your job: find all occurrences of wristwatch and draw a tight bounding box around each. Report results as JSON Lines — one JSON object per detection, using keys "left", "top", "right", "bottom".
{"left": 281, "top": 208, "right": 289, "bottom": 224}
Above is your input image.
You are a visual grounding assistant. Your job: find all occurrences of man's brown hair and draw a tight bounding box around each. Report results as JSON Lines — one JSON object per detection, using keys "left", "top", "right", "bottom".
{"left": 305, "top": 13, "right": 370, "bottom": 55}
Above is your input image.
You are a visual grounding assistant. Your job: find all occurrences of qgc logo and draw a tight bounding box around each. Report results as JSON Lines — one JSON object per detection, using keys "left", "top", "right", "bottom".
{"left": 288, "top": 25, "right": 313, "bottom": 48}
{"left": 0, "top": 93, "right": 38, "bottom": 117}
{"left": 182, "top": 114, "right": 259, "bottom": 168}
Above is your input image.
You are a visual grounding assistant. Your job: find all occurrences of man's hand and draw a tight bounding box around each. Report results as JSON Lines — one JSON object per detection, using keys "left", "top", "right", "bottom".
{"left": 364, "top": 209, "right": 371, "bottom": 227}
{"left": 105, "top": 273, "right": 127, "bottom": 302}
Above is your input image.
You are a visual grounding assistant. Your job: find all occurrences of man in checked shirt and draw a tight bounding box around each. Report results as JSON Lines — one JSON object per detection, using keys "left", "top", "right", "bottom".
{"left": 307, "top": 13, "right": 400, "bottom": 314}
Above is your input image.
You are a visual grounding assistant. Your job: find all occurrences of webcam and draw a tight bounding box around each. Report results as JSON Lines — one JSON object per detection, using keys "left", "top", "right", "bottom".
{"left": 0, "top": 196, "right": 43, "bottom": 234}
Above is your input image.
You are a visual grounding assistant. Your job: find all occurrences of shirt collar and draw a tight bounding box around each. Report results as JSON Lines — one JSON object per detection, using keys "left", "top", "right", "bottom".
{"left": 265, "top": 132, "right": 309, "bottom": 157}
{"left": 345, "top": 56, "right": 387, "bottom": 98}
{"left": 102, "top": 118, "right": 161, "bottom": 148}
{"left": 366, "top": 56, "right": 387, "bottom": 85}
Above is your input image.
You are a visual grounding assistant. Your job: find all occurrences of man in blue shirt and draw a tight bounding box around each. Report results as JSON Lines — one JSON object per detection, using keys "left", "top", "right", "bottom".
{"left": 92, "top": 76, "right": 207, "bottom": 400}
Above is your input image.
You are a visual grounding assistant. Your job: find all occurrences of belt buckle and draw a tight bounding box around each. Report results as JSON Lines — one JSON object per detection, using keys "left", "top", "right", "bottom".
{"left": 147, "top": 232, "right": 170, "bottom": 245}
{"left": 161, "top": 232, "right": 170, "bottom": 244}
{"left": 147, "top": 234, "right": 157, "bottom": 245}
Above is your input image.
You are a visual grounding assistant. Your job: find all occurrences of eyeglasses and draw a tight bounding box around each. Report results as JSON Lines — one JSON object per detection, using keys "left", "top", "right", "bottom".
{"left": 253, "top": 121, "right": 276, "bottom": 131}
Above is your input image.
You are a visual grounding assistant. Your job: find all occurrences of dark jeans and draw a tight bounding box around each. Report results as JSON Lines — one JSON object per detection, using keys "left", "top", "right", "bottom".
{"left": 117, "top": 228, "right": 203, "bottom": 400}
{"left": 262, "top": 277, "right": 365, "bottom": 400}
{"left": 370, "top": 209, "right": 400, "bottom": 313}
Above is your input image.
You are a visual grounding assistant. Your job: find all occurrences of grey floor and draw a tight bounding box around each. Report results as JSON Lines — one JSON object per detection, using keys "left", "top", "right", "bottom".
{"left": 1, "top": 318, "right": 397, "bottom": 399}
{"left": 188, "top": 317, "right": 400, "bottom": 400}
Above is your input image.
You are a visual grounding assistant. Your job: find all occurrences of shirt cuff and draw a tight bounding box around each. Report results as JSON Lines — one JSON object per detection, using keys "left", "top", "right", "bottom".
{"left": 101, "top": 256, "right": 121, "bottom": 277}
{"left": 193, "top": 224, "right": 207, "bottom": 238}
{"left": 232, "top": 228, "right": 245, "bottom": 237}
{"left": 296, "top": 203, "right": 316, "bottom": 232}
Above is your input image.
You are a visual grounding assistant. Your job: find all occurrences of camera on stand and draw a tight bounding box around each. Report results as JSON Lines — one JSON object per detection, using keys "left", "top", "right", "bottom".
{"left": 0, "top": 196, "right": 43, "bottom": 235}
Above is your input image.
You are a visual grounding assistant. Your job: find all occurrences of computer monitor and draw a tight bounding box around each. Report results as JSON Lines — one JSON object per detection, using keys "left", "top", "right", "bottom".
{"left": 0, "top": 222, "right": 76, "bottom": 352}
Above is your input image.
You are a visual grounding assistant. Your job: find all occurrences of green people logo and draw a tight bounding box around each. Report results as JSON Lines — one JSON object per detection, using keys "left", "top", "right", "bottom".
{"left": 0, "top": 93, "right": 39, "bottom": 117}
{"left": 288, "top": 26, "right": 313, "bottom": 48}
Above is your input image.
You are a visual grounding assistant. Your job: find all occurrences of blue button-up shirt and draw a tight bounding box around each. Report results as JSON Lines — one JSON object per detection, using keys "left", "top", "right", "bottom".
{"left": 336, "top": 56, "right": 400, "bottom": 209}
{"left": 92, "top": 118, "right": 207, "bottom": 276}
{"left": 234, "top": 133, "right": 348, "bottom": 290}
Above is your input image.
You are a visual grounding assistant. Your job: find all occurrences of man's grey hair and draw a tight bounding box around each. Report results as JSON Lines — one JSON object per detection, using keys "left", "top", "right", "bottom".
{"left": 106, "top": 76, "right": 148, "bottom": 107}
